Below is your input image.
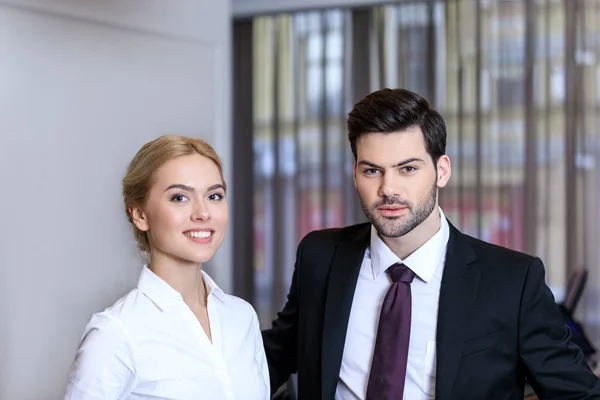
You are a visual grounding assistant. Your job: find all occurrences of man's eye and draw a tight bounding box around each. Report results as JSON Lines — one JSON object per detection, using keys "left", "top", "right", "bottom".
{"left": 364, "top": 169, "right": 380, "bottom": 175}
{"left": 401, "top": 166, "right": 416, "bottom": 173}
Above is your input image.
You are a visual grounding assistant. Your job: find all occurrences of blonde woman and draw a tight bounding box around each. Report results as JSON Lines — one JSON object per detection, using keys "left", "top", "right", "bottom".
{"left": 64, "top": 135, "right": 269, "bottom": 399}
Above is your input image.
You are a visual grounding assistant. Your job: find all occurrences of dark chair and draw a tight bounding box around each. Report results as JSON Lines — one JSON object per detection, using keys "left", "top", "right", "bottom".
{"left": 272, "top": 375, "right": 297, "bottom": 400}
{"left": 557, "top": 268, "right": 596, "bottom": 360}
{"left": 563, "top": 268, "right": 588, "bottom": 315}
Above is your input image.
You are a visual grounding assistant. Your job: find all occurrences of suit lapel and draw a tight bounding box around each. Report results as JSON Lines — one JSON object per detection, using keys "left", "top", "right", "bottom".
{"left": 435, "top": 222, "right": 480, "bottom": 400}
{"left": 321, "top": 225, "right": 370, "bottom": 400}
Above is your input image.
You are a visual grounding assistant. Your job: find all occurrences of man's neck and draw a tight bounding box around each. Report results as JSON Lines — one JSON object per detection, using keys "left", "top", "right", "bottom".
{"left": 380, "top": 208, "right": 441, "bottom": 260}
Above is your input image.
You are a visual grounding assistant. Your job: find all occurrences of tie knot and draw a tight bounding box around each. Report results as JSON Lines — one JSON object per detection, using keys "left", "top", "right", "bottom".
{"left": 387, "top": 263, "right": 415, "bottom": 283}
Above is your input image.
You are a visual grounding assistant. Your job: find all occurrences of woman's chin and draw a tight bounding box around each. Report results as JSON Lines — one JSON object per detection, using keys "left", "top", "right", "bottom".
{"left": 150, "top": 246, "right": 217, "bottom": 266}
{"left": 156, "top": 252, "right": 214, "bottom": 266}
{"left": 178, "top": 251, "right": 215, "bottom": 265}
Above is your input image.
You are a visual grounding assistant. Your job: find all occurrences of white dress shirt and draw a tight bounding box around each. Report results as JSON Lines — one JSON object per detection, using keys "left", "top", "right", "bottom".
{"left": 65, "top": 266, "right": 270, "bottom": 400}
{"left": 336, "top": 208, "right": 450, "bottom": 400}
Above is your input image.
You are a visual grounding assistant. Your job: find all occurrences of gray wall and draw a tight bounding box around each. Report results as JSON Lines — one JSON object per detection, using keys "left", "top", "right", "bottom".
{"left": 0, "top": 1, "right": 231, "bottom": 398}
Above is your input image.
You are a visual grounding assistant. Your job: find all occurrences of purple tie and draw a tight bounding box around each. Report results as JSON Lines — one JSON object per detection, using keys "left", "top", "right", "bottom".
{"left": 366, "top": 263, "right": 416, "bottom": 400}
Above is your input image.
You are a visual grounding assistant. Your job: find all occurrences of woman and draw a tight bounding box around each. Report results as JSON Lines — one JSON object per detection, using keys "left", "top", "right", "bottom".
{"left": 64, "top": 135, "right": 269, "bottom": 399}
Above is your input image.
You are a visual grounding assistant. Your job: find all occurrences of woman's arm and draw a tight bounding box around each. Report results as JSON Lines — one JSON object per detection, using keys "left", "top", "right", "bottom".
{"left": 64, "top": 314, "right": 136, "bottom": 400}
{"left": 250, "top": 306, "right": 271, "bottom": 400}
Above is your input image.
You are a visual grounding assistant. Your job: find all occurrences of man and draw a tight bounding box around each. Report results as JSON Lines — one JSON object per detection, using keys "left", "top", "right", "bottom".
{"left": 262, "top": 88, "right": 600, "bottom": 399}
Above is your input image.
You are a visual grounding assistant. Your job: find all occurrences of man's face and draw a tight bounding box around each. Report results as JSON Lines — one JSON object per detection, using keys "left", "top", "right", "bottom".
{"left": 353, "top": 127, "right": 450, "bottom": 238}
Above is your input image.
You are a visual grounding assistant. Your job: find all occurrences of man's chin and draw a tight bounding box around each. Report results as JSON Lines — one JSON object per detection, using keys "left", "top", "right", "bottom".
{"left": 372, "top": 221, "right": 406, "bottom": 238}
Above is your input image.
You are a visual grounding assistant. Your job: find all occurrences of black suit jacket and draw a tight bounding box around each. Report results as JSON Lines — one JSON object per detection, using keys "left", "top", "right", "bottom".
{"left": 262, "top": 221, "right": 600, "bottom": 400}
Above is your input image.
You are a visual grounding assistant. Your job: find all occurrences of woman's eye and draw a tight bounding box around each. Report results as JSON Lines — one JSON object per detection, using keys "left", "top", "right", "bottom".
{"left": 171, "top": 194, "right": 189, "bottom": 202}
{"left": 208, "top": 193, "right": 225, "bottom": 201}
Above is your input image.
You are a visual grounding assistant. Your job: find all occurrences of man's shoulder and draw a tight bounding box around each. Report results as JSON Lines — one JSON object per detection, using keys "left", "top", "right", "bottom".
{"left": 454, "top": 226, "right": 537, "bottom": 265}
{"left": 301, "top": 222, "right": 371, "bottom": 245}
{"left": 294, "top": 223, "right": 370, "bottom": 276}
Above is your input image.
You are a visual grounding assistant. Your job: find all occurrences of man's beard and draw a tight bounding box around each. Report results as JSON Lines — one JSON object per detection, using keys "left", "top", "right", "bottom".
{"left": 359, "top": 183, "right": 438, "bottom": 238}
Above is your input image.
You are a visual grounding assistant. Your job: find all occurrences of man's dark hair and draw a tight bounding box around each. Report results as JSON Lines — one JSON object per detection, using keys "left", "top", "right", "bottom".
{"left": 347, "top": 88, "right": 447, "bottom": 164}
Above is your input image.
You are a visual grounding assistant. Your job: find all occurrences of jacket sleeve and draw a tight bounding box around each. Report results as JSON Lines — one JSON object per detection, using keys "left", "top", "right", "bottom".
{"left": 519, "top": 257, "right": 600, "bottom": 399}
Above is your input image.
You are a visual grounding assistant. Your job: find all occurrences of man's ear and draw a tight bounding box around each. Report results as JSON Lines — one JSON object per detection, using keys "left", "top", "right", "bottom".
{"left": 353, "top": 161, "right": 358, "bottom": 188}
{"left": 436, "top": 155, "right": 451, "bottom": 188}
{"left": 129, "top": 205, "right": 150, "bottom": 232}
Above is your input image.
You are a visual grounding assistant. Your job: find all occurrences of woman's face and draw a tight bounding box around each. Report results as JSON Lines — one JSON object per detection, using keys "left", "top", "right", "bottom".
{"left": 131, "top": 154, "right": 228, "bottom": 265}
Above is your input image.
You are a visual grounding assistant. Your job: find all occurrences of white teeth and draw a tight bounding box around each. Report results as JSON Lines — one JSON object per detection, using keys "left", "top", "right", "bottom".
{"left": 184, "top": 231, "right": 211, "bottom": 238}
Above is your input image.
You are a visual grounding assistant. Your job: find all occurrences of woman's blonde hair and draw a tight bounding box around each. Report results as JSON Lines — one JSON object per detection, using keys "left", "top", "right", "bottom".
{"left": 122, "top": 135, "right": 225, "bottom": 252}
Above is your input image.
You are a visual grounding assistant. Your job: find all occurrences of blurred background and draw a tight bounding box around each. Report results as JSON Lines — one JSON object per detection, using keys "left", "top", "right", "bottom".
{"left": 2, "top": 0, "right": 600, "bottom": 398}
{"left": 235, "top": 0, "right": 600, "bottom": 339}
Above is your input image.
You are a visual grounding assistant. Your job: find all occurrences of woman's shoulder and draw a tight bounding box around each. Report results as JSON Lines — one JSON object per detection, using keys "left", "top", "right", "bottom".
{"left": 83, "top": 288, "right": 147, "bottom": 335}
{"left": 102, "top": 287, "right": 145, "bottom": 315}
{"left": 220, "top": 293, "right": 256, "bottom": 315}
{"left": 216, "top": 292, "right": 260, "bottom": 327}
{"left": 202, "top": 271, "right": 258, "bottom": 319}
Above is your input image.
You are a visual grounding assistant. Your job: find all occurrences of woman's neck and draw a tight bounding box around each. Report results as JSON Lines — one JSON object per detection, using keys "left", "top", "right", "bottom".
{"left": 149, "top": 253, "right": 207, "bottom": 308}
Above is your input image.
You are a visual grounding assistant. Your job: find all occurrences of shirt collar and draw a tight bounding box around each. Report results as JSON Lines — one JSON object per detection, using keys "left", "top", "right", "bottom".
{"left": 137, "top": 265, "right": 227, "bottom": 311}
{"left": 369, "top": 207, "right": 450, "bottom": 283}
{"left": 201, "top": 269, "right": 227, "bottom": 303}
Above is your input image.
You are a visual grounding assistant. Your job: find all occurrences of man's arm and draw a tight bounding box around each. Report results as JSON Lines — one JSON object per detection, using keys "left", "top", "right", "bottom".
{"left": 261, "top": 236, "right": 306, "bottom": 395}
{"left": 519, "top": 257, "right": 600, "bottom": 399}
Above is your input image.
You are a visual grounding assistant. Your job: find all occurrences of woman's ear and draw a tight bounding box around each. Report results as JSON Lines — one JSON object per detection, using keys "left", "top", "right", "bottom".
{"left": 129, "top": 205, "right": 150, "bottom": 232}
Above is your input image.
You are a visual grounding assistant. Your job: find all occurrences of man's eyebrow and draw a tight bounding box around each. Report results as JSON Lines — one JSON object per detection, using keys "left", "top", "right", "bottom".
{"left": 357, "top": 157, "right": 425, "bottom": 169}
{"left": 357, "top": 160, "right": 384, "bottom": 169}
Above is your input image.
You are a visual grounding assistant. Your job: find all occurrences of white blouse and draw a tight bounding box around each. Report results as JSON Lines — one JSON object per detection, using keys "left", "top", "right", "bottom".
{"left": 64, "top": 266, "right": 270, "bottom": 400}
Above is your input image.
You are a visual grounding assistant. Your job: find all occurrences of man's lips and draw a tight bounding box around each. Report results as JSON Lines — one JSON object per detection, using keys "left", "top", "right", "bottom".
{"left": 377, "top": 205, "right": 408, "bottom": 216}
{"left": 377, "top": 205, "right": 408, "bottom": 210}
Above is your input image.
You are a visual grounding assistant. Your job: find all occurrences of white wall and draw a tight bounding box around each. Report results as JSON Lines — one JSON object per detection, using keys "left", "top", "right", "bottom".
{"left": 0, "top": 1, "right": 231, "bottom": 398}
